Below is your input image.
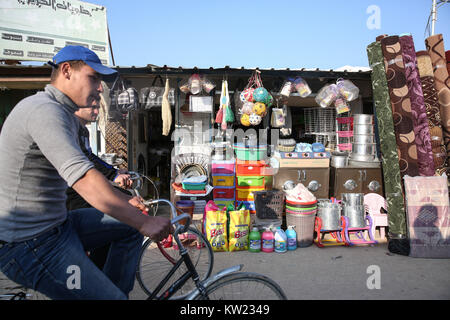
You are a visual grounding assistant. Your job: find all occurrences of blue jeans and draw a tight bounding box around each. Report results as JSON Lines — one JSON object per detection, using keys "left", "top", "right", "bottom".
{"left": 0, "top": 208, "right": 143, "bottom": 300}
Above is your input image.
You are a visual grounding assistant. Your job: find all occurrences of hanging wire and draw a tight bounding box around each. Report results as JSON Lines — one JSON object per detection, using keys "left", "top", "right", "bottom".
{"left": 107, "top": 23, "right": 116, "bottom": 66}
{"left": 425, "top": 0, "right": 449, "bottom": 37}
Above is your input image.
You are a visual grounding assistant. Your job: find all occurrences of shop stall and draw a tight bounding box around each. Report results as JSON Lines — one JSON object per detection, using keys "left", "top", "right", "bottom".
{"left": 2, "top": 32, "right": 449, "bottom": 258}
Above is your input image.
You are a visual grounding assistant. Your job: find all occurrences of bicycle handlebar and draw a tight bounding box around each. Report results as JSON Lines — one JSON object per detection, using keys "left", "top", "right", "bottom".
{"left": 127, "top": 171, "right": 143, "bottom": 194}
{"left": 127, "top": 173, "right": 187, "bottom": 235}
{"left": 145, "top": 199, "right": 191, "bottom": 234}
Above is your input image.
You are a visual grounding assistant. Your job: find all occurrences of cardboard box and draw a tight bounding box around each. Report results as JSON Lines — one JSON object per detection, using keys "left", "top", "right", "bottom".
{"left": 279, "top": 158, "right": 330, "bottom": 168}
{"left": 280, "top": 151, "right": 331, "bottom": 159}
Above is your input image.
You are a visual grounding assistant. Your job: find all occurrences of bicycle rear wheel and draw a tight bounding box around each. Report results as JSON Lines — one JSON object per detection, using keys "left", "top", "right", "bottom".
{"left": 193, "top": 272, "right": 287, "bottom": 300}
{"left": 136, "top": 226, "right": 213, "bottom": 299}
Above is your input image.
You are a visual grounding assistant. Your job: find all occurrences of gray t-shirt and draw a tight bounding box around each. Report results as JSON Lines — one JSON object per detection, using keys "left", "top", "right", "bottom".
{"left": 0, "top": 85, "right": 94, "bottom": 242}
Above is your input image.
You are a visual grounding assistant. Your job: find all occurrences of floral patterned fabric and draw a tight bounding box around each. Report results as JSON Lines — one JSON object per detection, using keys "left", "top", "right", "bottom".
{"left": 416, "top": 51, "right": 448, "bottom": 173}
{"left": 380, "top": 35, "right": 420, "bottom": 177}
{"left": 425, "top": 34, "right": 450, "bottom": 166}
{"left": 399, "top": 35, "right": 435, "bottom": 176}
{"left": 367, "top": 40, "right": 407, "bottom": 237}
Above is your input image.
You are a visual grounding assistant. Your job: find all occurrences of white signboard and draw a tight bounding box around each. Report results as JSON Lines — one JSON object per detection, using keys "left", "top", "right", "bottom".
{"left": 0, "top": 0, "right": 110, "bottom": 64}
{"left": 189, "top": 96, "right": 213, "bottom": 113}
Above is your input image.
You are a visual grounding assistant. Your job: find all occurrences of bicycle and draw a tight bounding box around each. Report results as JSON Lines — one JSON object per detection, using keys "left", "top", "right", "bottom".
{"left": 137, "top": 199, "right": 287, "bottom": 300}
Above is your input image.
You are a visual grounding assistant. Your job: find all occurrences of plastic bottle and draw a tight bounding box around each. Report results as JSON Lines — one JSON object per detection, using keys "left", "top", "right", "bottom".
{"left": 274, "top": 227, "right": 287, "bottom": 253}
{"left": 249, "top": 227, "right": 261, "bottom": 253}
{"left": 261, "top": 228, "right": 274, "bottom": 253}
{"left": 286, "top": 226, "right": 297, "bottom": 251}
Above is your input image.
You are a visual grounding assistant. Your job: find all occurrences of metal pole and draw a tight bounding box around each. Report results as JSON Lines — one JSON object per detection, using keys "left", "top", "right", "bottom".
{"left": 431, "top": 0, "right": 437, "bottom": 35}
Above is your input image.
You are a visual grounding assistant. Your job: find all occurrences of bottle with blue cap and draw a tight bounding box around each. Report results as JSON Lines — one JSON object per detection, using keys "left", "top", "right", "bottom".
{"left": 274, "top": 226, "right": 287, "bottom": 253}
{"left": 286, "top": 225, "right": 297, "bottom": 250}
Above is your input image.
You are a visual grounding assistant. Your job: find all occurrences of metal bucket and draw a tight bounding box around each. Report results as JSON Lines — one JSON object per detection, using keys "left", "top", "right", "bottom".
{"left": 353, "top": 124, "right": 374, "bottom": 135}
{"left": 343, "top": 205, "right": 366, "bottom": 228}
{"left": 349, "top": 153, "right": 376, "bottom": 162}
{"left": 353, "top": 134, "right": 375, "bottom": 144}
{"left": 317, "top": 202, "right": 341, "bottom": 230}
{"left": 341, "top": 193, "right": 364, "bottom": 206}
{"left": 352, "top": 143, "right": 376, "bottom": 155}
{"left": 331, "top": 155, "right": 348, "bottom": 168}
{"left": 353, "top": 114, "right": 373, "bottom": 125}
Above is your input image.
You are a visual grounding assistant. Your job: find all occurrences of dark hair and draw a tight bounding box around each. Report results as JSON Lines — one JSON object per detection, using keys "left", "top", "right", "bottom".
{"left": 50, "top": 60, "right": 87, "bottom": 82}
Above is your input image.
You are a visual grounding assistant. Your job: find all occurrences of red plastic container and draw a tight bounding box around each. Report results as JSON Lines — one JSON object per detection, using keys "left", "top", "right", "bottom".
{"left": 213, "top": 187, "right": 235, "bottom": 199}
{"left": 236, "top": 160, "right": 268, "bottom": 176}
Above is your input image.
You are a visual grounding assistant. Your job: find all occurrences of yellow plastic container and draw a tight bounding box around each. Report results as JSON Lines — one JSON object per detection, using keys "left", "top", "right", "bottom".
{"left": 236, "top": 187, "right": 265, "bottom": 201}
{"left": 212, "top": 175, "right": 235, "bottom": 187}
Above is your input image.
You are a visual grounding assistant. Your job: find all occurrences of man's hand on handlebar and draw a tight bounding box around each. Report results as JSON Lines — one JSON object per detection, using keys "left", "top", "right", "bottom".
{"left": 140, "top": 216, "right": 174, "bottom": 242}
{"left": 114, "top": 172, "right": 133, "bottom": 189}
{"left": 128, "top": 196, "right": 148, "bottom": 213}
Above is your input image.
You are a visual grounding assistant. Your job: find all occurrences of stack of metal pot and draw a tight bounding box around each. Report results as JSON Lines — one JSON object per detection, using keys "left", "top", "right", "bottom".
{"left": 317, "top": 200, "right": 342, "bottom": 230}
{"left": 348, "top": 114, "right": 379, "bottom": 166}
{"left": 341, "top": 193, "right": 366, "bottom": 228}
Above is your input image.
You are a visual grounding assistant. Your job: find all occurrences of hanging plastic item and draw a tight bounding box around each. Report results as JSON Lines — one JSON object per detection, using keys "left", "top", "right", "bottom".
{"left": 241, "top": 101, "right": 254, "bottom": 115}
{"left": 240, "top": 113, "right": 251, "bottom": 126}
{"left": 252, "top": 102, "right": 267, "bottom": 116}
{"left": 237, "top": 70, "right": 272, "bottom": 127}
{"left": 249, "top": 113, "right": 262, "bottom": 126}
{"left": 253, "top": 87, "right": 269, "bottom": 102}
{"left": 315, "top": 78, "right": 360, "bottom": 112}
{"left": 202, "top": 75, "right": 216, "bottom": 93}
{"left": 315, "top": 84, "right": 339, "bottom": 108}
{"left": 293, "top": 77, "right": 312, "bottom": 97}
{"left": 279, "top": 80, "right": 293, "bottom": 97}
{"left": 217, "top": 79, "right": 234, "bottom": 130}
{"left": 240, "top": 88, "right": 255, "bottom": 102}
{"left": 278, "top": 77, "right": 311, "bottom": 99}
{"left": 271, "top": 108, "right": 286, "bottom": 127}
{"left": 334, "top": 97, "right": 350, "bottom": 114}
{"left": 215, "top": 80, "right": 225, "bottom": 125}
{"left": 215, "top": 105, "right": 224, "bottom": 124}
{"left": 179, "top": 74, "right": 216, "bottom": 95}
{"left": 220, "top": 80, "right": 227, "bottom": 130}
{"left": 189, "top": 74, "right": 202, "bottom": 95}
{"left": 336, "top": 78, "right": 359, "bottom": 102}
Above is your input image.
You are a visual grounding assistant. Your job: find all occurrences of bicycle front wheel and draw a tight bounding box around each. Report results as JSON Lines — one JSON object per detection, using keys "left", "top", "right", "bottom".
{"left": 193, "top": 272, "right": 287, "bottom": 300}
{"left": 136, "top": 226, "right": 213, "bottom": 299}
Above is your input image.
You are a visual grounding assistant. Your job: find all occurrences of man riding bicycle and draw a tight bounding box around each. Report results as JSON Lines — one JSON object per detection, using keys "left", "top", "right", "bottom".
{"left": 0, "top": 46, "right": 173, "bottom": 299}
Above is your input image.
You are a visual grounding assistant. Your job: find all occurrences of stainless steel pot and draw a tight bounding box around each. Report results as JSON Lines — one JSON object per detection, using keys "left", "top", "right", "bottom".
{"left": 341, "top": 193, "right": 364, "bottom": 206}
{"left": 352, "top": 143, "right": 376, "bottom": 155}
{"left": 317, "top": 203, "right": 342, "bottom": 230}
{"left": 353, "top": 114, "right": 373, "bottom": 125}
{"left": 349, "top": 153, "right": 376, "bottom": 162}
{"left": 353, "top": 134, "right": 375, "bottom": 144}
{"left": 348, "top": 159, "right": 381, "bottom": 167}
{"left": 343, "top": 205, "right": 366, "bottom": 228}
{"left": 331, "top": 155, "right": 348, "bottom": 168}
{"left": 353, "top": 124, "right": 374, "bottom": 135}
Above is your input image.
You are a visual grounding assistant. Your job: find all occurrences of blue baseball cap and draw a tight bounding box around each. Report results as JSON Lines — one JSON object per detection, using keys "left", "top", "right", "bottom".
{"left": 51, "top": 45, "right": 117, "bottom": 75}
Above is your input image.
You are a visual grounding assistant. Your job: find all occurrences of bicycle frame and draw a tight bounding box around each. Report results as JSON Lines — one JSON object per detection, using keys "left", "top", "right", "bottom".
{"left": 147, "top": 235, "right": 243, "bottom": 300}
{"left": 147, "top": 234, "right": 201, "bottom": 300}
{"left": 143, "top": 198, "right": 244, "bottom": 300}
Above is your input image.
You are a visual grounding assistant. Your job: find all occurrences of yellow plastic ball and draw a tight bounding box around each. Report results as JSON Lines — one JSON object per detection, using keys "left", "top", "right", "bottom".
{"left": 252, "top": 102, "right": 266, "bottom": 116}
{"left": 240, "top": 113, "right": 251, "bottom": 126}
